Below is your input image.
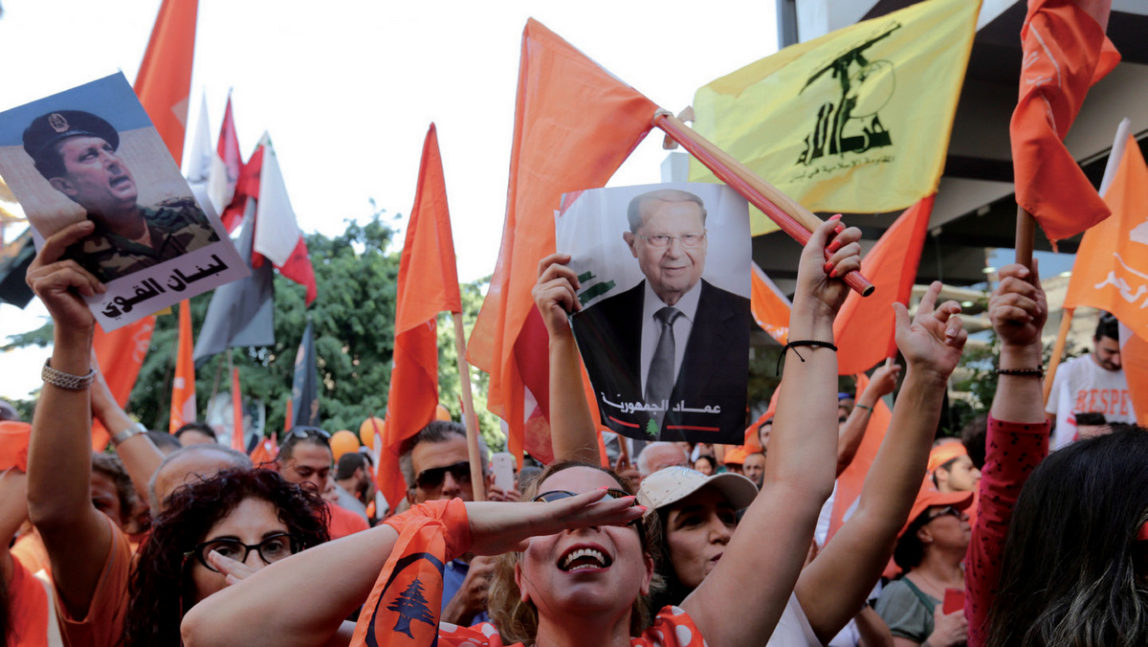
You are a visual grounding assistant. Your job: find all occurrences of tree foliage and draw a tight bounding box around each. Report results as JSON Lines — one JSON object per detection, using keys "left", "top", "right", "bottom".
{"left": 8, "top": 214, "right": 502, "bottom": 450}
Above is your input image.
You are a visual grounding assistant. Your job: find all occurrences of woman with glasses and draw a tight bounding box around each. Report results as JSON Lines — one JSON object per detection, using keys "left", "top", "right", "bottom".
{"left": 182, "top": 218, "right": 863, "bottom": 646}
{"left": 123, "top": 468, "right": 328, "bottom": 646}
{"left": 875, "top": 487, "right": 973, "bottom": 647}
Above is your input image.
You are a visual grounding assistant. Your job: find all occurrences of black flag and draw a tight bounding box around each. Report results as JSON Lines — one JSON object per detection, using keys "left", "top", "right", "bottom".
{"left": 291, "top": 320, "right": 319, "bottom": 426}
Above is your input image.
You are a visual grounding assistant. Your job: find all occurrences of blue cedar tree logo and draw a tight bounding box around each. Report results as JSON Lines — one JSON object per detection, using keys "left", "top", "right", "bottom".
{"left": 387, "top": 577, "right": 436, "bottom": 638}
{"left": 797, "top": 22, "right": 899, "bottom": 166}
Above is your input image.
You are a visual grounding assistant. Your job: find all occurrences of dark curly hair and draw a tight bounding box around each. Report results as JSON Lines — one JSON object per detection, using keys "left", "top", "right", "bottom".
{"left": 122, "top": 468, "right": 329, "bottom": 647}
{"left": 986, "top": 430, "right": 1148, "bottom": 647}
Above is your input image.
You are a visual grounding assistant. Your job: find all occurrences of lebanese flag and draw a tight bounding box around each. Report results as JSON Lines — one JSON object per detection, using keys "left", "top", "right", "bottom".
{"left": 378, "top": 124, "right": 463, "bottom": 510}
{"left": 466, "top": 19, "right": 659, "bottom": 462}
{"left": 751, "top": 262, "right": 791, "bottom": 345}
{"left": 1010, "top": 0, "right": 1120, "bottom": 244}
{"left": 252, "top": 137, "right": 317, "bottom": 305}
{"left": 833, "top": 195, "right": 933, "bottom": 375}
{"left": 92, "top": 0, "right": 199, "bottom": 449}
{"left": 221, "top": 142, "right": 262, "bottom": 234}
{"left": 168, "top": 300, "right": 197, "bottom": 432}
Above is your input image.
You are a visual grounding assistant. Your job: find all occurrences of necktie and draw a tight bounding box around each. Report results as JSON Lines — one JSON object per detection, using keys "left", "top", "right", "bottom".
{"left": 645, "top": 306, "right": 683, "bottom": 408}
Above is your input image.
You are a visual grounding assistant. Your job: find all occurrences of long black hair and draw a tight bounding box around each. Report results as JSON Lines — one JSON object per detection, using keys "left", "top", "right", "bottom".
{"left": 122, "top": 468, "right": 329, "bottom": 647}
{"left": 986, "top": 430, "right": 1148, "bottom": 647}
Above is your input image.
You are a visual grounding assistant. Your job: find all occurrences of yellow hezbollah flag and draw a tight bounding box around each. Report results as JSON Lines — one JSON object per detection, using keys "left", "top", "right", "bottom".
{"left": 690, "top": 0, "right": 979, "bottom": 235}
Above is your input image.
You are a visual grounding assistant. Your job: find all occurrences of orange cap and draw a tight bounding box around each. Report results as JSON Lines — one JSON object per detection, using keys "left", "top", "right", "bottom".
{"left": 898, "top": 480, "right": 973, "bottom": 538}
{"left": 927, "top": 440, "right": 968, "bottom": 474}
{"left": 722, "top": 445, "right": 749, "bottom": 466}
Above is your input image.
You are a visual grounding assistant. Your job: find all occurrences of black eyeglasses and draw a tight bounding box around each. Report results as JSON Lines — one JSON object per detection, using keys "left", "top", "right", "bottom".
{"left": 415, "top": 461, "right": 471, "bottom": 491}
{"left": 532, "top": 489, "right": 632, "bottom": 503}
{"left": 186, "top": 532, "right": 300, "bottom": 573}
{"left": 283, "top": 426, "right": 330, "bottom": 444}
{"left": 925, "top": 506, "right": 964, "bottom": 522}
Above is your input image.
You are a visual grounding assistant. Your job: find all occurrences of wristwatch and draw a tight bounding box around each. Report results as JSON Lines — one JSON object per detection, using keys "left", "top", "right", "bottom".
{"left": 112, "top": 422, "right": 147, "bottom": 446}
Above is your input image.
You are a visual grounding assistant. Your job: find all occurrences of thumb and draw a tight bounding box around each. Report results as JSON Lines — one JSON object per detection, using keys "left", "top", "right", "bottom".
{"left": 892, "top": 302, "right": 911, "bottom": 335}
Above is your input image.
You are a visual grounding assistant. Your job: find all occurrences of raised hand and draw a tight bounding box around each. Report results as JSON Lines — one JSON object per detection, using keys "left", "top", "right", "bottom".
{"left": 793, "top": 216, "right": 862, "bottom": 319}
{"left": 532, "top": 252, "right": 581, "bottom": 338}
{"left": 864, "top": 361, "right": 902, "bottom": 399}
{"left": 989, "top": 262, "right": 1047, "bottom": 349}
{"left": 893, "top": 281, "right": 967, "bottom": 381}
{"left": 207, "top": 550, "right": 260, "bottom": 587}
{"left": 25, "top": 220, "right": 104, "bottom": 332}
{"left": 465, "top": 488, "right": 644, "bottom": 557}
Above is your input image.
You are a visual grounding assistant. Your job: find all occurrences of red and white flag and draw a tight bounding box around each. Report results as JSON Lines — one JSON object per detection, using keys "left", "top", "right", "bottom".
{"left": 252, "top": 136, "right": 317, "bottom": 305}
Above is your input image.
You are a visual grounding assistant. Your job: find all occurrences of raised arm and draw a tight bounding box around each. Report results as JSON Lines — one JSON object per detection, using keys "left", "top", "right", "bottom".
{"left": 182, "top": 491, "right": 642, "bottom": 647}
{"left": 90, "top": 367, "right": 163, "bottom": 503}
{"left": 965, "top": 263, "right": 1049, "bottom": 646}
{"left": 532, "top": 252, "right": 600, "bottom": 464}
{"left": 24, "top": 220, "right": 115, "bottom": 619}
{"left": 836, "top": 362, "right": 901, "bottom": 474}
{"left": 684, "top": 217, "right": 861, "bottom": 647}
{"left": 798, "top": 282, "right": 967, "bottom": 642}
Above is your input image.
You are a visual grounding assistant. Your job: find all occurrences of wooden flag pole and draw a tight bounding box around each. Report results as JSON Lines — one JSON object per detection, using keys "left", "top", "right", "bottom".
{"left": 453, "top": 313, "right": 486, "bottom": 501}
{"left": 652, "top": 111, "right": 874, "bottom": 297}
{"left": 1015, "top": 206, "right": 1036, "bottom": 269}
{"left": 1044, "top": 307, "right": 1074, "bottom": 407}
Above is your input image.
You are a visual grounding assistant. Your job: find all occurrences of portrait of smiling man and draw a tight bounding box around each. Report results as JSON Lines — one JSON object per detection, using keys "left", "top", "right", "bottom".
{"left": 22, "top": 109, "right": 219, "bottom": 282}
{"left": 570, "top": 187, "right": 750, "bottom": 443}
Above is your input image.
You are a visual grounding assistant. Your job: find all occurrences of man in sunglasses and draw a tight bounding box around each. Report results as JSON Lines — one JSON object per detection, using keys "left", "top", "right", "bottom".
{"left": 275, "top": 426, "right": 368, "bottom": 540}
{"left": 397, "top": 420, "right": 519, "bottom": 625}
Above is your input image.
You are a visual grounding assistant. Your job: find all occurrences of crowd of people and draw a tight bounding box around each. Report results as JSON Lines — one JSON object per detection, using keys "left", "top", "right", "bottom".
{"left": 1, "top": 216, "right": 1145, "bottom": 647}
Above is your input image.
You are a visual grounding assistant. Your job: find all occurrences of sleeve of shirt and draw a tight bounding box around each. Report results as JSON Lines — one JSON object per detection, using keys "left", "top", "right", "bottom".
{"left": 54, "top": 515, "right": 133, "bottom": 647}
{"left": 964, "top": 416, "right": 1049, "bottom": 647}
{"left": 635, "top": 606, "right": 707, "bottom": 646}
{"left": 874, "top": 580, "right": 931, "bottom": 642}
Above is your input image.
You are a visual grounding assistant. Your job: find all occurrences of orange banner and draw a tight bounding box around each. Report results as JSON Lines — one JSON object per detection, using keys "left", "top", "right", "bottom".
{"left": 169, "top": 300, "right": 196, "bottom": 432}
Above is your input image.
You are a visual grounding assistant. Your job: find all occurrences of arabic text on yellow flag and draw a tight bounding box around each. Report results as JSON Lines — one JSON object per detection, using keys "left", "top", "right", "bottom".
{"left": 690, "top": 0, "right": 979, "bottom": 235}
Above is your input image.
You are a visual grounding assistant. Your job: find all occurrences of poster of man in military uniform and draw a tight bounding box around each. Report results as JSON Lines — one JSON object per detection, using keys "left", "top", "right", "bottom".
{"left": 0, "top": 74, "right": 246, "bottom": 331}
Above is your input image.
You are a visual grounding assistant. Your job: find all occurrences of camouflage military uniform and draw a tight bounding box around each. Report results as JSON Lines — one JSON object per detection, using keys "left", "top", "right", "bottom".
{"left": 65, "top": 197, "right": 220, "bottom": 282}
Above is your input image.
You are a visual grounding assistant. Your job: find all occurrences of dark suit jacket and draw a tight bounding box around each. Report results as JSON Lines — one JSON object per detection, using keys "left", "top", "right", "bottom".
{"left": 571, "top": 279, "right": 749, "bottom": 443}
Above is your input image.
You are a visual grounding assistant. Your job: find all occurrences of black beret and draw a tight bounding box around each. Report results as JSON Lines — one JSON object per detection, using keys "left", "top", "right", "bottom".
{"left": 22, "top": 110, "right": 119, "bottom": 165}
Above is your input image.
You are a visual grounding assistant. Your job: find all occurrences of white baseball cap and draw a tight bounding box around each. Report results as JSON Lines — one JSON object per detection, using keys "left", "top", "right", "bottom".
{"left": 637, "top": 466, "right": 758, "bottom": 515}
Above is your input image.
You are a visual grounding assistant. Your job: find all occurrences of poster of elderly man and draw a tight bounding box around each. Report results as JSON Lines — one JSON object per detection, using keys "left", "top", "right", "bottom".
{"left": 0, "top": 73, "right": 246, "bottom": 331}
{"left": 556, "top": 183, "right": 751, "bottom": 444}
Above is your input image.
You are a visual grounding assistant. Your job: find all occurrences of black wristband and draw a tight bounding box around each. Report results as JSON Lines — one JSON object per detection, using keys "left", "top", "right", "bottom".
{"left": 995, "top": 367, "right": 1044, "bottom": 378}
{"left": 778, "top": 339, "right": 837, "bottom": 372}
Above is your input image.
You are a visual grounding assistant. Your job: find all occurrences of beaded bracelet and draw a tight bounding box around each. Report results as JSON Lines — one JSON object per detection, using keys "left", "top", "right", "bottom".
{"left": 995, "top": 367, "right": 1044, "bottom": 378}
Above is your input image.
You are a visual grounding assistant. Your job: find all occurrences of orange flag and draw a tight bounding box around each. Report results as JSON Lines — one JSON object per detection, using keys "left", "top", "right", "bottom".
{"left": 833, "top": 195, "right": 933, "bottom": 376}
{"left": 751, "top": 262, "right": 791, "bottom": 345}
{"left": 380, "top": 124, "right": 463, "bottom": 509}
{"left": 1010, "top": 0, "right": 1120, "bottom": 244}
{"left": 169, "top": 300, "right": 196, "bottom": 432}
{"left": 467, "top": 19, "right": 659, "bottom": 462}
{"left": 827, "top": 372, "right": 893, "bottom": 541}
{"left": 1063, "top": 135, "right": 1148, "bottom": 425}
{"left": 91, "top": 0, "right": 198, "bottom": 449}
{"left": 1063, "top": 136, "right": 1148, "bottom": 336}
{"left": 231, "top": 365, "right": 244, "bottom": 452}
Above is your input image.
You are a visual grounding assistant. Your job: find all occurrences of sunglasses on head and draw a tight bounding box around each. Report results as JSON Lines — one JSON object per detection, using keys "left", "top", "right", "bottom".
{"left": 283, "top": 426, "right": 330, "bottom": 444}
{"left": 414, "top": 460, "right": 471, "bottom": 491}
{"left": 185, "top": 532, "right": 300, "bottom": 573}
{"left": 532, "top": 489, "right": 632, "bottom": 503}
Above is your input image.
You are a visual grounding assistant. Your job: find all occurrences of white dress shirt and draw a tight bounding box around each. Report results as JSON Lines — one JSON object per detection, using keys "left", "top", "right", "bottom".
{"left": 639, "top": 280, "right": 702, "bottom": 396}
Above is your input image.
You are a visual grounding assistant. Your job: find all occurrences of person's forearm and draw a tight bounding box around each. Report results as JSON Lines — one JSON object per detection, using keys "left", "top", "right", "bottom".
{"left": 547, "top": 330, "right": 600, "bottom": 465}
{"left": 856, "top": 606, "right": 895, "bottom": 647}
{"left": 837, "top": 405, "right": 870, "bottom": 474}
{"left": 991, "top": 343, "right": 1045, "bottom": 423}
{"left": 182, "top": 524, "right": 401, "bottom": 647}
{"left": 27, "top": 326, "right": 95, "bottom": 528}
{"left": 800, "top": 366, "right": 946, "bottom": 641}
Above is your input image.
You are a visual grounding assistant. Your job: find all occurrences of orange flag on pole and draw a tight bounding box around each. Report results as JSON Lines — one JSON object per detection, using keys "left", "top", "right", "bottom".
{"left": 1010, "top": 0, "right": 1120, "bottom": 244}
{"left": 834, "top": 195, "right": 934, "bottom": 375}
{"left": 91, "top": 0, "right": 199, "bottom": 449}
{"left": 1063, "top": 133, "right": 1148, "bottom": 425}
{"left": 169, "top": 300, "right": 196, "bottom": 432}
{"left": 379, "top": 124, "right": 463, "bottom": 510}
{"left": 467, "top": 19, "right": 659, "bottom": 462}
{"left": 751, "top": 262, "right": 791, "bottom": 345}
{"left": 827, "top": 372, "right": 894, "bottom": 541}
{"left": 231, "top": 365, "right": 244, "bottom": 452}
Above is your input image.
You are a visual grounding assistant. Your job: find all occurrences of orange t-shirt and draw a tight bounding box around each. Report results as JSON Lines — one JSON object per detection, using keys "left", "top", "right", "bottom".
{"left": 327, "top": 502, "right": 370, "bottom": 539}
{"left": 54, "top": 516, "right": 132, "bottom": 647}
{"left": 7, "top": 558, "right": 49, "bottom": 647}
